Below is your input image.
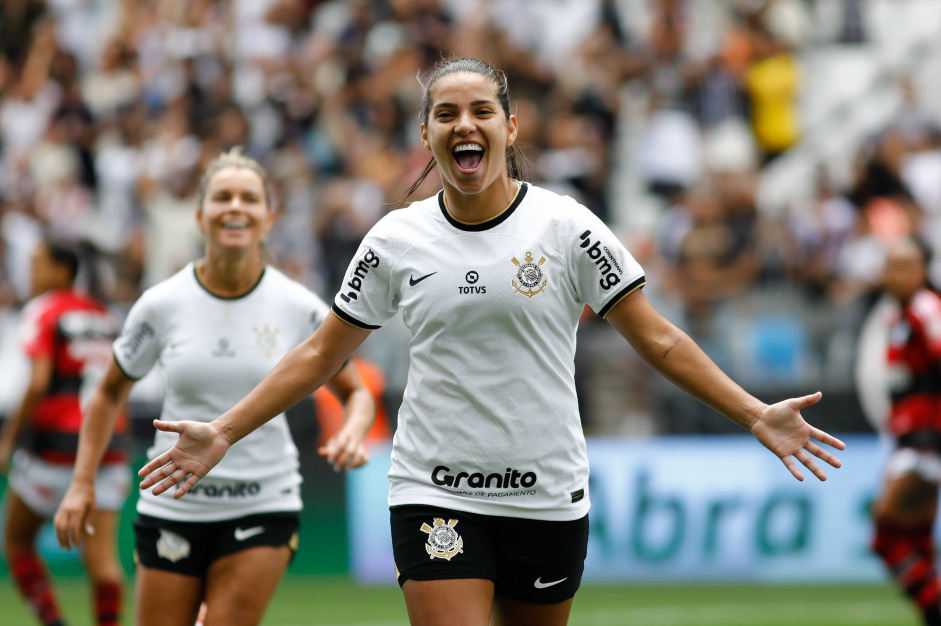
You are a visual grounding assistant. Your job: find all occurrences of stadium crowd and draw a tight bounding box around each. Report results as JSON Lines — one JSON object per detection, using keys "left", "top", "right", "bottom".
{"left": 1, "top": 0, "right": 939, "bottom": 433}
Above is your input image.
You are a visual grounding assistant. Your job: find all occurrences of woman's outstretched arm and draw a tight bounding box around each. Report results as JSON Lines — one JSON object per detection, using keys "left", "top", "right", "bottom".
{"left": 605, "top": 289, "right": 845, "bottom": 481}
{"left": 138, "top": 313, "right": 372, "bottom": 497}
{"left": 319, "top": 360, "right": 377, "bottom": 471}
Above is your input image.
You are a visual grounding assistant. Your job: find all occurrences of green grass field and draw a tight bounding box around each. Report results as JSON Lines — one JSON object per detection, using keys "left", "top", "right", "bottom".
{"left": 0, "top": 578, "right": 920, "bottom": 625}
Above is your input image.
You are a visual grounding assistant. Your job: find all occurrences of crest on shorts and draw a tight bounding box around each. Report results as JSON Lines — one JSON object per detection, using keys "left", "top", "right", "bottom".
{"left": 253, "top": 324, "right": 281, "bottom": 358}
{"left": 511, "top": 252, "right": 547, "bottom": 299}
{"left": 156, "top": 529, "right": 191, "bottom": 562}
{"left": 420, "top": 518, "right": 463, "bottom": 561}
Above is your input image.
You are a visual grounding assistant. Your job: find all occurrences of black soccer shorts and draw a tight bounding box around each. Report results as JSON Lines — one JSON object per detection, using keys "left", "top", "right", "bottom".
{"left": 134, "top": 511, "right": 299, "bottom": 577}
{"left": 390, "top": 504, "right": 589, "bottom": 604}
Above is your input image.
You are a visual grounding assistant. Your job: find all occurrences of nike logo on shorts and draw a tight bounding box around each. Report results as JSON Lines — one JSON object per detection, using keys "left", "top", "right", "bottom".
{"left": 234, "top": 526, "right": 265, "bottom": 541}
{"left": 534, "top": 577, "right": 567, "bottom": 589}
{"left": 409, "top": 272, "right": 437, "bottom": 286}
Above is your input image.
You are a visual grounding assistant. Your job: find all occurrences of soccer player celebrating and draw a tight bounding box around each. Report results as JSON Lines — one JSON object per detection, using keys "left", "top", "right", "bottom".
{"left": 872, "top": 238, "right": 941, "bottom": 626}
{"left": 0, "top": 238, "right": 126, "bottom": 626}
{"left": 136, "top": 59, "right": 845, "bottom": 626}
{"left": 53, "top": 149, "right": 376, "bottom": 626}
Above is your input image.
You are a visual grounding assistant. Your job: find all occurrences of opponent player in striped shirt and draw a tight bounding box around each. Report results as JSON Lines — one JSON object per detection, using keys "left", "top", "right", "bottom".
{"left": 0, "top": 238, "right": 125, "bottom": 626}
{"left": 137, "top": 59, "right": 845, "bottom": 626}
{"left": 873, "top": 238, "right": 941, "bottom": 626}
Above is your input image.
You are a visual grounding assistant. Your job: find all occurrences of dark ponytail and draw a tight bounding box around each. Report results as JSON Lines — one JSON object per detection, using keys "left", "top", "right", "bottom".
{"left": 395, "top": 57, "right": 530, "bottom": 207}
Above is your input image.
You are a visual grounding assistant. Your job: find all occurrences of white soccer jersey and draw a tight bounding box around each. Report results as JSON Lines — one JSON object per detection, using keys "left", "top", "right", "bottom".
{"left": 114, "top": 264, "right": 329, "bottom": 522}
{"left": 333, "top": 183, "right": 645, "bottom": 521}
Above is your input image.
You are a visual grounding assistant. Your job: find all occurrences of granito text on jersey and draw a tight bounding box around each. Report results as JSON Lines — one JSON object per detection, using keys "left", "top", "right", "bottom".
{"left": 189, "top": 481, "right": 261, "bottom": 498}
{"left": 431, "top": 465, "right": 537, "bottom": 489}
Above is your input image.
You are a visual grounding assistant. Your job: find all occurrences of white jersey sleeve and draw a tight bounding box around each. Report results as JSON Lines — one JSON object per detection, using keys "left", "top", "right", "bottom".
{"left": 113, "top": 291, "right": 162, "bottom": 380}
{"left": 565, "top": 204, "right": 646, "bottom": 318}
{"left": 332, "top": 219, "right": 400, "bottom": 329}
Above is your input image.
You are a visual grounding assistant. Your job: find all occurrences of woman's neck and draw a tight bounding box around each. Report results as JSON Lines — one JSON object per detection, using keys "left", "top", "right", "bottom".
{"left": 441, "top": 176, "right": 519, "bottom": 225}
{"left": 196, "top": 250, "right": 265, "bottom": 298}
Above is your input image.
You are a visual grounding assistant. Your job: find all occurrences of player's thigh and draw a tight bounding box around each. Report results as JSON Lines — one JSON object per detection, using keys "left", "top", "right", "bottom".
{"left": 390, "top": 506, "right": 498, "bottom": 586}
{"left": 392, "top": 506, "right": 498, "bottom": 626}
{"left": 200, "top": 512, "right": 299, "bottom": 626}
{"left": 202, "top": 545, "right": 292, "bottom": 626}
{"left": 402, "top": 578, "right": 495, "bottom": 626}
{"left": 492, "top": 514, "right": 588, "bottom": 605}
{"left": 875, "top": 449, "right": 940, "bottom": 523}
{"left": 133, "top": 565, "right": 204, "bottom": 626}
{"left": 3, "top": 490, "right": 45, "bottom": 549}
{"left": 492, "top": 595, "right": 575, "bottom": 626}
{"left": 876, "top": 473, "right": 938, "bottom": 522}
{"left": 81, "top": 510, "right": 122, "bottom": 581}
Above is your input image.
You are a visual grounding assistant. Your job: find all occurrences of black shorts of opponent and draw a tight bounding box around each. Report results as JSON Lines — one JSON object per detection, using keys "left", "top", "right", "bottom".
{"left": 390, "top": 504, "right": 588, "bottom": 604}
{"left": 135, "top": 511, "right": 299, "bottom": 577}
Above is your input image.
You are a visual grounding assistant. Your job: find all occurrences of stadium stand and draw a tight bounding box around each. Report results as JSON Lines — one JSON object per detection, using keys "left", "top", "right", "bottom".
{"left": 1, "top": 0, "right": 941, "bottom": 438}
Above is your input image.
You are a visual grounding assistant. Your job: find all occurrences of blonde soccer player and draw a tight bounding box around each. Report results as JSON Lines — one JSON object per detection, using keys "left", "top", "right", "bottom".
{"left": 54, "top": 149, "right": 376, "bottom": 626}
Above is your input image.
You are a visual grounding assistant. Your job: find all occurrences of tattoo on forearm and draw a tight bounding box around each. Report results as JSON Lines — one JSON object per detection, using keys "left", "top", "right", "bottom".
{"left": 660, "top": 337, "right": 683, "bottom": 359}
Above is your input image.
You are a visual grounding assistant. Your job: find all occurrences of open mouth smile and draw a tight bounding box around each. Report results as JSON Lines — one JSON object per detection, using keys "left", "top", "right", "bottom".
{"left": 221, "top": 218, "right": 250, "bottom": 231}
{"left": 452, "top": 143, "right": 484, "bottom": 174}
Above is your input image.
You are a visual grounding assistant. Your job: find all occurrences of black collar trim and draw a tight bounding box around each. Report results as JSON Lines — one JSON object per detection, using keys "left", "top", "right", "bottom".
{"left": 438, "top": 182, "right": 528, "bottom": 232}
{"left": 193, "top": 265, "right": 266, "bottom": 301}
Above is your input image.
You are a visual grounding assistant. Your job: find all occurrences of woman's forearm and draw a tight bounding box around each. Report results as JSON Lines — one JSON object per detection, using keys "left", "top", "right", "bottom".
{"left": 217, "top": 314, "right": 370, "bottom": 445}
{"left": 73, "top": 385, "right": 128, "bottom": 484}
{"left": 341, "top": 387, "right": 376, "bottom": 438}
{"left": 632, "top": 324, "right": 765, "bottom": 429}
{"left": 73, "top": 361, "right": 135, "bottom": 485}
{"left": 606, "top": 291, "right": 766, "bottom": 430}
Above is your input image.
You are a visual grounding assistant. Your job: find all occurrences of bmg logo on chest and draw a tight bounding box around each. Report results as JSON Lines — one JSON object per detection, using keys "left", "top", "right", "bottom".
{"left": 340, "top": 248, "right": 380, "bottom": 304}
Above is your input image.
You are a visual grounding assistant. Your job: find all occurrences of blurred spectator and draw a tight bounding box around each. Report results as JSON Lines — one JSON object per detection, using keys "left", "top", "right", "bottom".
{"left": 760, "top": 0, "right": 812, "bottom": 50}
{"left": 744, "top": 26, "right": 801, "bottom": 162}
{"left": 81, "top": 38, "right": 138, "bottom": 122}
{"left": 138, "top": 167, "right": 202, "bottom": 289}
{"left": 0, "top": 0, "right": 45, "bottom": 69}
{"left": 903, "top": 129, "right": 941, "bottom": 283}
{"left": 849, "top": 130, "right": 915, "bottom": 213}
{"left": 660, "top": 180, "right": 758, "bottom": 324}
{"left": 641, "top": 93, "right": 701, "bottom": 201}
{"left": 894, "top": 76, "right": 935, "bottom": 150}
{"left": 789, "top": 168, "right": 858, "bottom": 300}
{"left": 837, "top": 0, "right": 867, "bottom": 44}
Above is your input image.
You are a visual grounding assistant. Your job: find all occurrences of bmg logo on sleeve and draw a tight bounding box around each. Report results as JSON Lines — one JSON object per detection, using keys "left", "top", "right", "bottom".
{"left": 123, "top": 321, "right": 155, "bottom": 359}
{"left": 579, "top": 230, "right": 622, "bottom": 290}
{"left": 340, "top": 248, "right": 380, "bottom": 304}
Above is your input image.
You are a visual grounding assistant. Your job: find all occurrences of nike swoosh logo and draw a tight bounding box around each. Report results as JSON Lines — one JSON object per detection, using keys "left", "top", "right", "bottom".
{"left": 409, "top": 272, "right": 437, "bottom": 286}
{"left": 234, "top": 526, "right": 265, "bottom": 541}
{"left": 534, "top": 577, "right": 568, "bottom": 589}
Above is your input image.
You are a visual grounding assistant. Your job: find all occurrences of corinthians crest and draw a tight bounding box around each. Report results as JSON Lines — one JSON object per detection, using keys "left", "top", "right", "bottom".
{"left": 511, "top": 251, "right": 547, "bottom": 299}
{"left": 253, "top": 324, "right": 280, "bottom": 358}
{"left": 420, "top": 518, "right": 463, "bottom": 561}
{"left": 156, "top": 529, "right": 190, "bottom": 562}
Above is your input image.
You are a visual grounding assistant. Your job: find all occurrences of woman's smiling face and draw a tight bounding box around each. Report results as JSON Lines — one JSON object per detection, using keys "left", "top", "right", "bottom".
{"left": 197, "top": 167, "right": 273, "bottom": 255}
{"left": 421, "top": 72, "right": 518, "bottom": 197}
